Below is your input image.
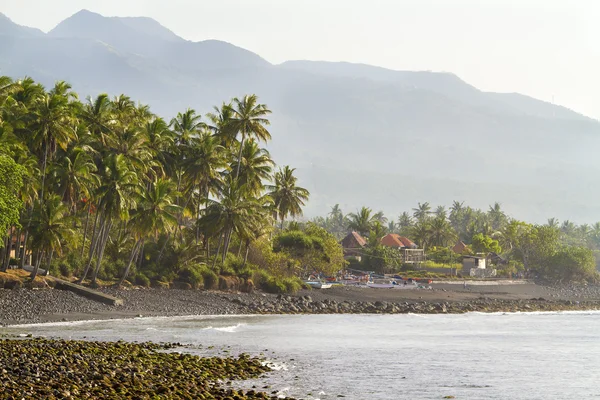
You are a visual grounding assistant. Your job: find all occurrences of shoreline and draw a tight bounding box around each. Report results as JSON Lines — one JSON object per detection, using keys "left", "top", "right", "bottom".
{"left": 3, "top": 282, "right": 600, "bottom": 326}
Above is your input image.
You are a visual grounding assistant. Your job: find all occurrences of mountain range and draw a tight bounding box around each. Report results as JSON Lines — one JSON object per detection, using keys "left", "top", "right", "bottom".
{"left": 1, "top": 9, "right": 598, "bottom": 223}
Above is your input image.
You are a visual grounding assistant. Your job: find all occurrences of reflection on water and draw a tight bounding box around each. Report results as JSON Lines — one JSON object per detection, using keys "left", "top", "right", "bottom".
{"left": 3, "top": 311, "right": 600, "bottom": 400}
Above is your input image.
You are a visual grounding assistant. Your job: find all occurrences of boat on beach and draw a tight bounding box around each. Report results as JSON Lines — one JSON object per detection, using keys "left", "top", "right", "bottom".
{"left": 305, "top": 281, "right": 333, "bottom": 289}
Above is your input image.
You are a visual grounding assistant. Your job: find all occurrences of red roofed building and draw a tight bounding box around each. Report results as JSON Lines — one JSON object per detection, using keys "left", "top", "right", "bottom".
{"left": 380, "top": 234, "right": 417, "bottom": 249}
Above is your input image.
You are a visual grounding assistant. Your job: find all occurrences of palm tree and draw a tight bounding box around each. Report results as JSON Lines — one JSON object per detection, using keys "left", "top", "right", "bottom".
{"left": 226, "top": 95, "right": 272, "bottom": 179}
{"left": 206, "top": 102, "right": 235, "bottom": 146}
{"left": 118, "top": 179, "right": 181, "bottom": 286}
{"left": 171, "top": 108, "right": 204, "bottom": 147}
{"left": 29, "top": 195, "right": 74, "bottom": 279}
{"left": 347, "top": 207, "right": 375, "bottom": 237}
{"left": 427, "top": 216, "right": 457, "bottom": 247}
{"left": 30, "top": 84, "right": 77, "bottom": 200}
{"left": 79, "top": 154, "right": 139, "bottom": 284}
{"left": 268, "top": 166, "right": 309, "bottom": 229}
{"left": 412, "top": 202, "right": 432, "bottom": 221}
{"left": 199, "top": 177, "right": 264, "bottom": 262}
{"left": 488, "top": 202, "right": 507, "bottom": 231}
{"left": 230, "top": 139, "right": 274, "bottom": 196}
{"left": 434, "top": 206, "right": 447, "bottom": 219}
{"left": 0, "top": 76, "right": 20, "bottom": 109}
{"left": 50, "top": 145, "right": 99, "bottom": 214}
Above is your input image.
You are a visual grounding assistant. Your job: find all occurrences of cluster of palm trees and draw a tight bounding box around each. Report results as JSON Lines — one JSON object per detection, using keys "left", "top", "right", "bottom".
{"left": 315, "top": 201, "right": 600, "bottom": 254}
{"left": 0, "top": 76, "right": 310, "bottom": 284}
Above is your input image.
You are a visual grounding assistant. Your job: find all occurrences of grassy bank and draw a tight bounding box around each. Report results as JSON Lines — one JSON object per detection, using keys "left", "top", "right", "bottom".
{"left": 0, "top": 338, "right": 293, "bottom": 399}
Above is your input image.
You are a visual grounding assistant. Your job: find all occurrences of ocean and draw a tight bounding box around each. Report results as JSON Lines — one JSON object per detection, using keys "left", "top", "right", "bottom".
{"left": 3, "top": 311, "right": 600, "bottom": 400}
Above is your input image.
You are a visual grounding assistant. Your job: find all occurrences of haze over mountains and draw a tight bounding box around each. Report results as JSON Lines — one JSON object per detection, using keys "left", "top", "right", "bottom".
{"left": 1, "top": 9, "right": 598, "bottom": 223}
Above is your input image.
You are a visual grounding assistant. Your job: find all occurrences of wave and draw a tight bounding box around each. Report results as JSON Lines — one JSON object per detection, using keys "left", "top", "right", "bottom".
{"left": 6, "top": 314, "right": 264, "bottom": 329}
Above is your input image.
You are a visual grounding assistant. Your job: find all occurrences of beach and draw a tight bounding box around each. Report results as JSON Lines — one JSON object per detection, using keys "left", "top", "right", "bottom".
{"left": 2, "top": 281, "right": 600, "bottom": 326}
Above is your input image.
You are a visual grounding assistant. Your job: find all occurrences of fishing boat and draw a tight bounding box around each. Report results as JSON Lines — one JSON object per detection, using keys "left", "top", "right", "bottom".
{"left": 305, "top": 281, "right": 333, "bottom": 289}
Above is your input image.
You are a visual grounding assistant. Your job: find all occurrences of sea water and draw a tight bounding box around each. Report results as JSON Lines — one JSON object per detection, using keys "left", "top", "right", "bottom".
{"left": 3, "top": 312, "right": 600, "bottom": 400}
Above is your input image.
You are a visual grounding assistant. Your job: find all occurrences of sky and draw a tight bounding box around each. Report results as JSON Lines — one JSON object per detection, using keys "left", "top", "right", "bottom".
{"left": 1, "top": 0, "right": 598, "bottom": 118}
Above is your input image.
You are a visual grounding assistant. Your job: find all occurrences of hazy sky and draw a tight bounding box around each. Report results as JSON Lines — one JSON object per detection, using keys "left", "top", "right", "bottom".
{"left": 1, "top": 0, "right": 598, "bottom": 118}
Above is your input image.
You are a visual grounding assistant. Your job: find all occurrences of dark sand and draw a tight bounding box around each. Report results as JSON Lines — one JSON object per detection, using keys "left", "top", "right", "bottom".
{"left": 2, "top": 281, "right": 600, "bottom": 326}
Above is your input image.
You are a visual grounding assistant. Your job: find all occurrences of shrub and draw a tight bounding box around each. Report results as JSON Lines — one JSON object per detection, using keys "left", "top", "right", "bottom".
{"left": 134, "top": 273, "right": 151, "bottom": 288}
{"left": 252, "top": 269, "right": 302, "bottom": 294}
{"left": 177, "top": 265, "right": 205, "bottom": 289}
{"left": 282, "top": 276, "right": 303, "bottom": 293}
{"left": 200, "top": 268, "right": 219, "bottom": 290}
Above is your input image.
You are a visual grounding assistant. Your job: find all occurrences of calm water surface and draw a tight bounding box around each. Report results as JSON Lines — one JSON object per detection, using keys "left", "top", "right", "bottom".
{"left": 3, "top": 312, "right": 600, "bottom": 400}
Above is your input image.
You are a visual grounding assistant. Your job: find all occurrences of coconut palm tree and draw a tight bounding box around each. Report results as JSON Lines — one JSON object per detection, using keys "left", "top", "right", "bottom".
{"left": 488, "top": 202, "right": 507, "bottom": 231}
{"left": 427, "top": 216, "right": 457, "bottom": 247}
{"left": 29, "top": 195, "right": 74, "bottom": 279}
{"left": 230, "top": 139, "right": 274, "bottom": 196}
{"left": 268, "top": 166, "right": 309, "bottom": 229}
{"left": 171, "top": 108, "right": 204, "bottom": 147}
{"left": 434, "top": 206, "right": 447, "bottom": 219}
{"left": 206, "top": 102, "right": 235, "bottom": 146}
{"left": 347, "top": 207, "right": 375, "bottom": 237}
{"left": 50, "top": 145, "right": 99, "bottom": 214}
{"left": 118, "top": 179, "right": 181, "bottom": 286}
{"left": 79, "top": 154, "right": 140, "bottom": 284}
{"left": 0, "top": 76, "right": 20, "bottom": 109}
{"left": 30, "top": 84, "right": 78, "bottom": 200}
{"left": 412, "top": 202, "right": 432, "bottom": 221}
{"left": 199, "top": 177, "right": 263, "bottom": 262}
{"left": 226, "top": 95, "right": 272, "bottom": 179}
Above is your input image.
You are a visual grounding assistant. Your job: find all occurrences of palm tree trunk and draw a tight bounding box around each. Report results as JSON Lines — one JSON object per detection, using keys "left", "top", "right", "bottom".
{"left": 20, "top": 207, "right": 33, "bottom": 268}
{"left": 118, "top": 239, "right": 142, "bottom": 286}
{"left": 46, "top": 248, "right": 54, "bottom": 275}
{"left": 157, "top": 233, "right": 171, "bottom": 263}
{"left": 78, "top": 212, "right": 105, "bottom": 283}
{"left": 242, "top": 240, "right": 250, "bottom": 268}
{"left": 14, "top": 227, "right": 22, "bottom": 266}
{"left": 40, "top": 140, "right": 49, "bottom": 201}
{"left": 222, "top": 229, "right": 233, "bottom": 263}
{"left": 137, "top": 240, "right": 145, "bottom": 270}
{"left": 0, "top": 236, "right": 7, "bottom": 273}
{"left": 30, "top": 249, "right": 44, "bottom": 280}
{"left": 80, "top": 203, "right": 92, "bottom": 258}
{"left": 234, "top": 134, "right": 245, "bottom": 179}
{"left": 212, "top": 234, "right": 223, "bottom": 269}
{"left": 3, "top": 230, "right": 14, "bottom": 271}
{"left": 91, "top": 219, "right": 113, "bottom": 283}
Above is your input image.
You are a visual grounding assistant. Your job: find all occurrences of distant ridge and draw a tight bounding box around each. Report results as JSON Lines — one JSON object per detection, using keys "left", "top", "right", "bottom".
{"left": 0, "top": 10, "right": 599, "bottom": 222}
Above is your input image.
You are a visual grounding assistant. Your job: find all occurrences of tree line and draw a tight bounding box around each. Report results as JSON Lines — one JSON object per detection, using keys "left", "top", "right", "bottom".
{"left": 0, "top": 76, "right": 338, "bottom": 291}
{"left": 312, "top": 202, "right": 599, "bottom": 281}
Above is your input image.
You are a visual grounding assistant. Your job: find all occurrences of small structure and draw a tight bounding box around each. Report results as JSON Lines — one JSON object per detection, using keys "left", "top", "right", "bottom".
{"left": 340, "top": 231, "right": 367, "bottom": 261}
{"left": 380, "top": 234, "right": 425, "bottom": 264}
{"left": 462, "top": 255, "right": 496, "bottom": 278}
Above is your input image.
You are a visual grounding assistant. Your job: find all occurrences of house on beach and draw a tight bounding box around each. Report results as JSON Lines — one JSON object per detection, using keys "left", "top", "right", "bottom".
{"left": 380, "top": 234, "right": 425, "bottom": 264}
{"left": 340, "top": 231, "right": 367, "bottom": 261}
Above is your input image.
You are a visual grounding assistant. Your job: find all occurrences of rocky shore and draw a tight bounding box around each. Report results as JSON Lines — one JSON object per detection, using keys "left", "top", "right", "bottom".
{"left": 2, "top": 283, "right": 600, "bottom": 326}
{"left": 0, "top": 338, "right": 294, "bottom": 399}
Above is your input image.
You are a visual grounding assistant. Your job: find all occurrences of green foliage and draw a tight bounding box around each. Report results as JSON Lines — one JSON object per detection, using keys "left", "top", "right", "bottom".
{"left": 274, "top": 223, "right": 346, "bottom": 276}
{"left": 471, "top": 233, "right": 502, "bottom": 254}
{"left": 544, "top": 246, "right": 597, "bottom": 282}
{"left": 361, "top": 245, "right": 403, "bottom": 274}
{"left": 177, "top": 264, "right": 207, "bottom": 289}
{"left": 427, "top": 247, "right": 460, "bottom": 264}
{"left": 0, "top": 156, "right": 25, "bottom": 240}
{"left": 200, "top": 268, "right": 219, "bottom": 290}
{"left": 134, "top": 273, "right": 151, "bottom": 288}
